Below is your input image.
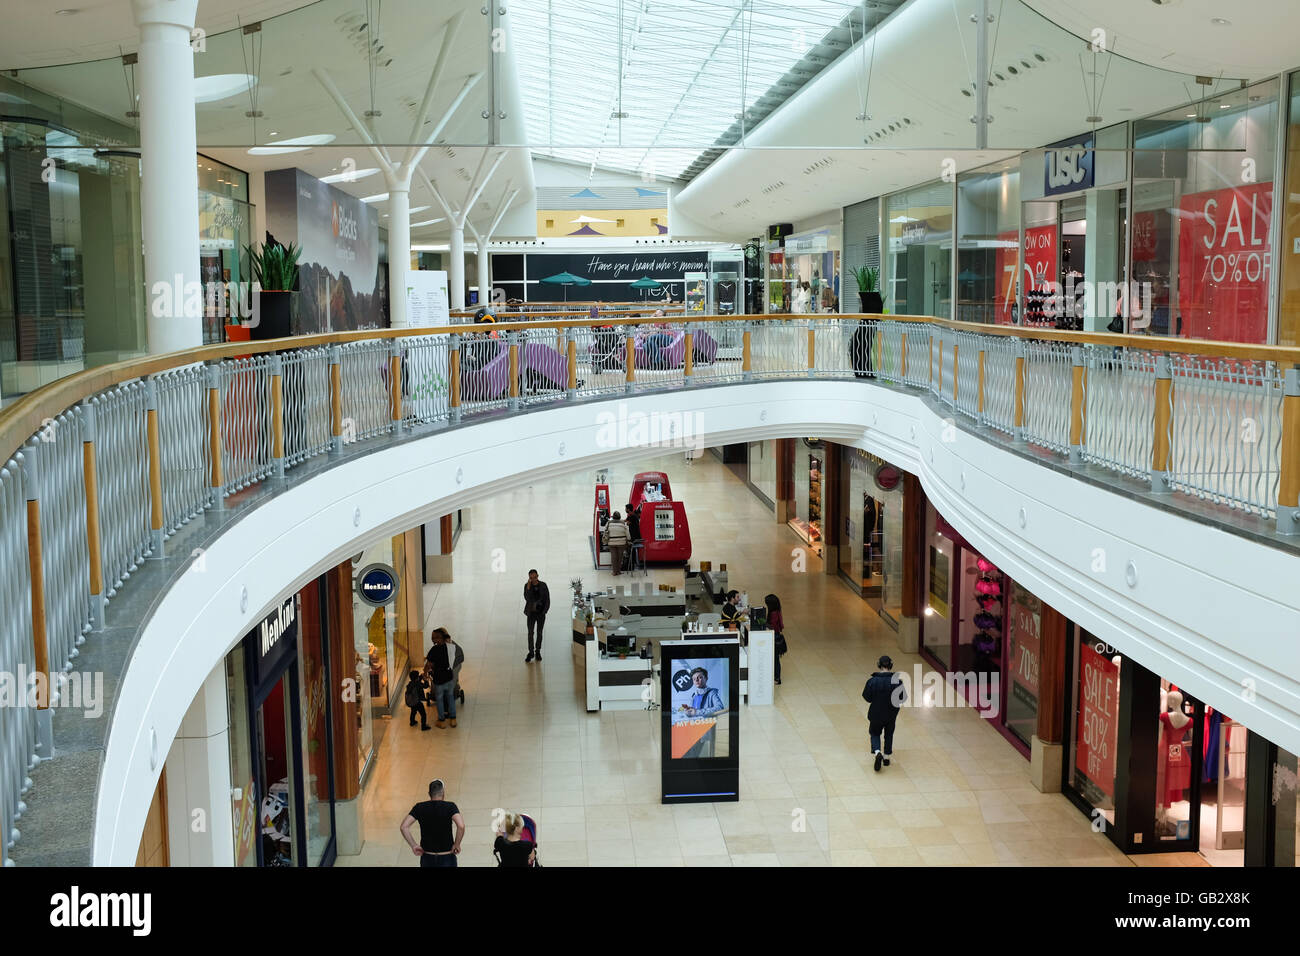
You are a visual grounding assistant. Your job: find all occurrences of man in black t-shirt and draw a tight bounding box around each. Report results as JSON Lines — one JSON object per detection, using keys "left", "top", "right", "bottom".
{"left": 400, "top": 779, "right": 465, "bottom": 867}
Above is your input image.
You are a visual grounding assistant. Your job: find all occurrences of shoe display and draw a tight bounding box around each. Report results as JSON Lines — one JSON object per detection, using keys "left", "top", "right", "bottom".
{"left": 873, "top": 751, "right": 883, "bottom": 772}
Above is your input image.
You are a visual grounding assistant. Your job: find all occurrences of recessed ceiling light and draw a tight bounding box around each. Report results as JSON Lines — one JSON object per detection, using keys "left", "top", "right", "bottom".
{"left": 319, "top": 167, "right": 381, "bottom": 184}
{"left": 1219, "top": 104, "right": 1230, "bottom": 109}
{"left": 55, "top": 8, "right": 79, "bottom": 14}
{"left": 1185, "top": 113, "right": 1196, "bottom": 117}
{"left": 1211, "top": 17, "right": 1230, "bottom": 25}
{"left": 248, "top": 133, "right": 336, "bottom": 155}
{"left": 194, "top": 74, "right": 256, "bottom": 104}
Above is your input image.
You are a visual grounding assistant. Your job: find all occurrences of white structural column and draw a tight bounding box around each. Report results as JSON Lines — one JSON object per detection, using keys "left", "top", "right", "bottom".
{"left": 314, "top": 12, "right": 480, "bottom": 328}
{"left": 388, "top": 186, "right": 412, "bottom": 312}
{"left": 162, "top": 664, "right": 234, "bottom": 866}
{"left": 421, "top": 158, "right": 511, "bottom": 312}
{"left": 132, "top": 0, "right": 202, "bottom": 354}
{"left": 449, "top": 227, "right": 466, "bottom": 310}
{"left": 477, "top": 241, "right": 490, "bottom": 306}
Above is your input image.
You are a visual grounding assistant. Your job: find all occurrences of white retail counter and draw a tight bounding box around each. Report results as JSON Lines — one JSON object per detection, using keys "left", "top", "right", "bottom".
{"left": 584, "top": 631, "right": 771, "bottom": 711}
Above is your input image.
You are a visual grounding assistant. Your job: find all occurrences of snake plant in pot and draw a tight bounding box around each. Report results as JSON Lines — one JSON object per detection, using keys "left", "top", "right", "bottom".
{"left": 244, "top": 240, "right": 301, "bottom": 341}
{"left": 852, "top": 265, "right": 883, "bottom": 314}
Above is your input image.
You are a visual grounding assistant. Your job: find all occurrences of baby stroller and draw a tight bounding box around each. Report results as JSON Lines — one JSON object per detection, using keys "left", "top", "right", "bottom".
{"left": 493, "top": 813, "right": 541, "bottom": 867}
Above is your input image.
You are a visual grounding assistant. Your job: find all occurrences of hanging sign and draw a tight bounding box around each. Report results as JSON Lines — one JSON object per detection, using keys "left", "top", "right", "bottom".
{"left": 357, "top": 563, "right": 400, "bottom": 607}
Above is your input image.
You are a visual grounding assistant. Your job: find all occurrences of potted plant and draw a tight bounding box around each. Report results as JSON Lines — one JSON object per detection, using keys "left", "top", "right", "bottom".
{"left": 852, "top": 266, "right": 883, "bottom": 314}
{"left": 244, "top": 240, "right": 302, "bottom": 341}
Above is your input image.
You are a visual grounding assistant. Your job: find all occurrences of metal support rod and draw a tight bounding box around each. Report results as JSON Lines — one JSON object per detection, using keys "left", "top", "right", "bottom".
{"left": 974, "top": 0, "right": 990, "bottom": 150}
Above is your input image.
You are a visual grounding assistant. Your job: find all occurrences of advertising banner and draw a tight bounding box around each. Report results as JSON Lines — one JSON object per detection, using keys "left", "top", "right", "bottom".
{"left": 1176, "top": 182, "right": 1272, "bottom": 343}
{"left": 1008, "top": 583, "right": 1041, "bottom": 710}
{"left": 265, "top": 167, "right": 382, "bottom": 333}
{"left": 1075, "top": 643, "right": 1119, "bottom": 802}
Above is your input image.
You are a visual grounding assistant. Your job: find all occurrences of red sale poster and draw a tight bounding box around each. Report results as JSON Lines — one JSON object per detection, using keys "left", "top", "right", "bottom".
{"left": 993, "top": 226, "right": 1056, "bottom": 325}
{"left": 994, "top": 229, "right": 1018, "bottom": 324}
{"left": 1075, "top": 643, "right": 1119, "bottom": 800}
{"left": 1176, "top": 182, "right": 1272, "bottom": 343}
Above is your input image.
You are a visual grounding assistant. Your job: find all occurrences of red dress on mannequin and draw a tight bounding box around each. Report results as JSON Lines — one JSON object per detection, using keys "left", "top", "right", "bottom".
{"left": 1159, "top": 711, "right": 1192, "bottom": 806}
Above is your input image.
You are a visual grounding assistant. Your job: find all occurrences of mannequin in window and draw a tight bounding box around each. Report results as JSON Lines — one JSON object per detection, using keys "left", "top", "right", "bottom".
{"left": 1156, "top": 690, "right": 1192, "bottom": 831}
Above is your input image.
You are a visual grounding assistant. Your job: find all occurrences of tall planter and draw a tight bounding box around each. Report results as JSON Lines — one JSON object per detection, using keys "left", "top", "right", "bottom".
{"left": 252, "top": 290, "right": 294, "bottom": 341}
{"left": 858, "top": 291, "right": 884, "bottom": 314}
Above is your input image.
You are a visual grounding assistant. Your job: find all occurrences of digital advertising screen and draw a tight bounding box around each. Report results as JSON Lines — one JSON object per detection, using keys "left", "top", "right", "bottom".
{"left": 668, "top": 658, "right": 732, "bottom": 759}
{"left": 660, "top": 642, "right": 740, "bottom": 803}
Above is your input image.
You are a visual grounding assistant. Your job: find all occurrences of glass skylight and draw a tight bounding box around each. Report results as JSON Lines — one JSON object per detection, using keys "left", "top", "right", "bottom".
{"left": 508, "top": 0, "right": 883, "bottom": 179}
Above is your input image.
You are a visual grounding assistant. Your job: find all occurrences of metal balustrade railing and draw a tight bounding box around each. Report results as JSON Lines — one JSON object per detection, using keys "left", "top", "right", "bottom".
{"left": 1166, "top": 355, "right": 1284, "bottom": 518}
{"left": 0, "top": 452, "right": 35, "bottom": 867}
{"left": 88, "top": 382, "right": 151, "bottom": 601}
{"left": 281, "top": 347, "right": 333, "bottom": 468}
{"left": 1082, "top": 347, "right": 1157, "bottom": 480}
{"left": 0, "top": 312, "right": 1299, "bottom": 865}
{"left": 1022, "top": 340, "right": 1075, "bottom": 455}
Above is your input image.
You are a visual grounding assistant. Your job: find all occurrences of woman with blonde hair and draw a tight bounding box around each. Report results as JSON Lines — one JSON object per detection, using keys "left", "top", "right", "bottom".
{"left": 493, "top": 812, "right": 538, "bottom": 867}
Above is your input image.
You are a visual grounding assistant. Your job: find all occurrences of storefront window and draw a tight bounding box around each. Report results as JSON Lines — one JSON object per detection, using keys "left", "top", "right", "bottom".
{"left": 1278, "top": 71, "right": 1300, "bottom": 346}
{"left": 296, "top": 579, "right": 334, "bottom": 865}
{"left": 225, "top": 645, "right": 258, "bottom": 868}
{"left": 198, "top": 157, "right": 253, "bottom": 345}
{"left": 1068, "top": 633, "right": 1121, "bottom": 826}
{"left": 1278, "top": 747, "right": 1300, "bottom": 866}
{"left": 922, "top": 504, "right": 953, "bottom": 670}
{"left": 788, "top": 440, "right": 823, "bottom": 555}
{"left": 747, "top": 440, "right": 776, "bottom": 507}
{"left": 784, "top": 229, "right": 841, "bottom": 313}
{"left": 1155, "top": 678, "right": 1196, "bottom": 842}
{"left": 885, "top": 181, "right": 952, "bottom": 318}
{"left": 956, "top": 159, "right": 1019, "bottom": 324}
{"left": 766, "top": 245, "right": 787, "bottom": 313}
{"left": 840, "top": 449, "right": 904, "bottom": 629}
{"left": 1133, "top": 79, "right": 1279, "bottom": 343}
{"left": 1004, "top": 581, "right": 1041, "bottom": 748}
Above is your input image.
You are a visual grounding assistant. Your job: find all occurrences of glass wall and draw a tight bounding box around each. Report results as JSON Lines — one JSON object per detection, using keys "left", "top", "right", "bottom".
{"left": 922, "top": 503, "right": 953, "bottom": 670}
{"left": 0, "top": 77, "right": 147, "bottom": 401}
{"left": 840, "top": 448, "right": 904, "bottom": 629}
{"left": 198, "top": 158, "right": 253, "bottom": 344}
{"left": 1004, "top": 581, "right": 1041, "bottom": 748}
{"left": 885, "top": 180, "right": 952, "bottom": 318}
{"left": 1132, "top": 78, "right": 1279, "bottom": 343}
{"left": 784, "top": 228, "right": 841, "bottom": 313}
{"left": 956, "top": 159, "right": 1020, "bottom": 324}
{"left": 747, "top": 440, "right": 776, "bottom": 507}
{"left": 1279, "top": 71, "right": 1300, "bottom": 346}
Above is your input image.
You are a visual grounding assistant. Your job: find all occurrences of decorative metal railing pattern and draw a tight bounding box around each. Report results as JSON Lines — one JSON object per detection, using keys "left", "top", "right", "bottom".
{"left": 0, "top": 452, "right": 36, "bottom": 868}
{"left": 89, "top": 382, "right": 151, "bottom": 599}
{"left": 1082, "top": 347, "right": 1157, "bottom": 480}
{"left": 1166, "top": 356, "right": 1284, "bottom": 518}
{"left": 0, "top": 312, "right": 1298, "bottom": 867}
{"left": 282, "top": 347, "right": 333, "bottom": 466}
{"left": 1021, "top": 340, "right": 1074, "bottom": 455}
{"left": 219, "top": 357, "right": 274, "bottom": 495}
{"left": 154, "top": 366, "right": 211, "bottom": 534}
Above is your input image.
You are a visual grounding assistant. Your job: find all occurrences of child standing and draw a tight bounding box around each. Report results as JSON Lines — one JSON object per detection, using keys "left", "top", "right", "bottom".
{"left": 405, "top": 670, "right": 430, "bottom": 730}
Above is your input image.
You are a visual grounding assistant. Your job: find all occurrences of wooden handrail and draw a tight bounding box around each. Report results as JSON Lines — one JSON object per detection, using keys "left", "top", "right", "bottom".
{"left": 4, "top": 312, "right": 1299, "bottom": 467}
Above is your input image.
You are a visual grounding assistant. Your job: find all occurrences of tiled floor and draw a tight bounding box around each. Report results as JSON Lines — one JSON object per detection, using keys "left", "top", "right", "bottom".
{"left": 337, "top": 449, "right": 1137, "bottom": 867}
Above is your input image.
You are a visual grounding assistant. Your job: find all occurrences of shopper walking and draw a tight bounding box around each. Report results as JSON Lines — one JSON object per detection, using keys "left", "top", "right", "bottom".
{"left": 523, "top": 569, "right": 551, "bottom": 663}
{"left": 764, "top": 593, "right": 787, "bottom": 685}
{"left": 426, "top": 629, "right": 457, "bottom": 728}
{"left": 405, "top": 670, "right": 431, "bottom": 730}
{"left": 400, "top": 779, "right": 465, "bottom": 867}
{"left": 862, "top": 655, "right": 907, "bottom": 771}
{"left": 605, "top": 511, "right": 630, "bottom": 577}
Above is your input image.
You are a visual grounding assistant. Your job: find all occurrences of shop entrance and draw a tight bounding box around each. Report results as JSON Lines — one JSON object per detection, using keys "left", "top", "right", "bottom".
{"left": 922, "top": 507, "right": 1045, "bottom": 756}
{"left": 252, "top": 668, "right": 303, "bottom": 867}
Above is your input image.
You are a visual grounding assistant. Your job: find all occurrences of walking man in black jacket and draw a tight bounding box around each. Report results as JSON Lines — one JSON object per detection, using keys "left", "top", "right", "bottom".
{"left": 523, "top": 569, "right": 550, "bottom": 663}
{"left": 862, "top": 655, "right": 906, "bottom": 771}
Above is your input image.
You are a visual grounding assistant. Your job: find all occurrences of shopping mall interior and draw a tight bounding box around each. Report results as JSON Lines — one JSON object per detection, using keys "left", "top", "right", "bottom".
{"left": 0, "top": 0, "right": 1298, "bottom": 882}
